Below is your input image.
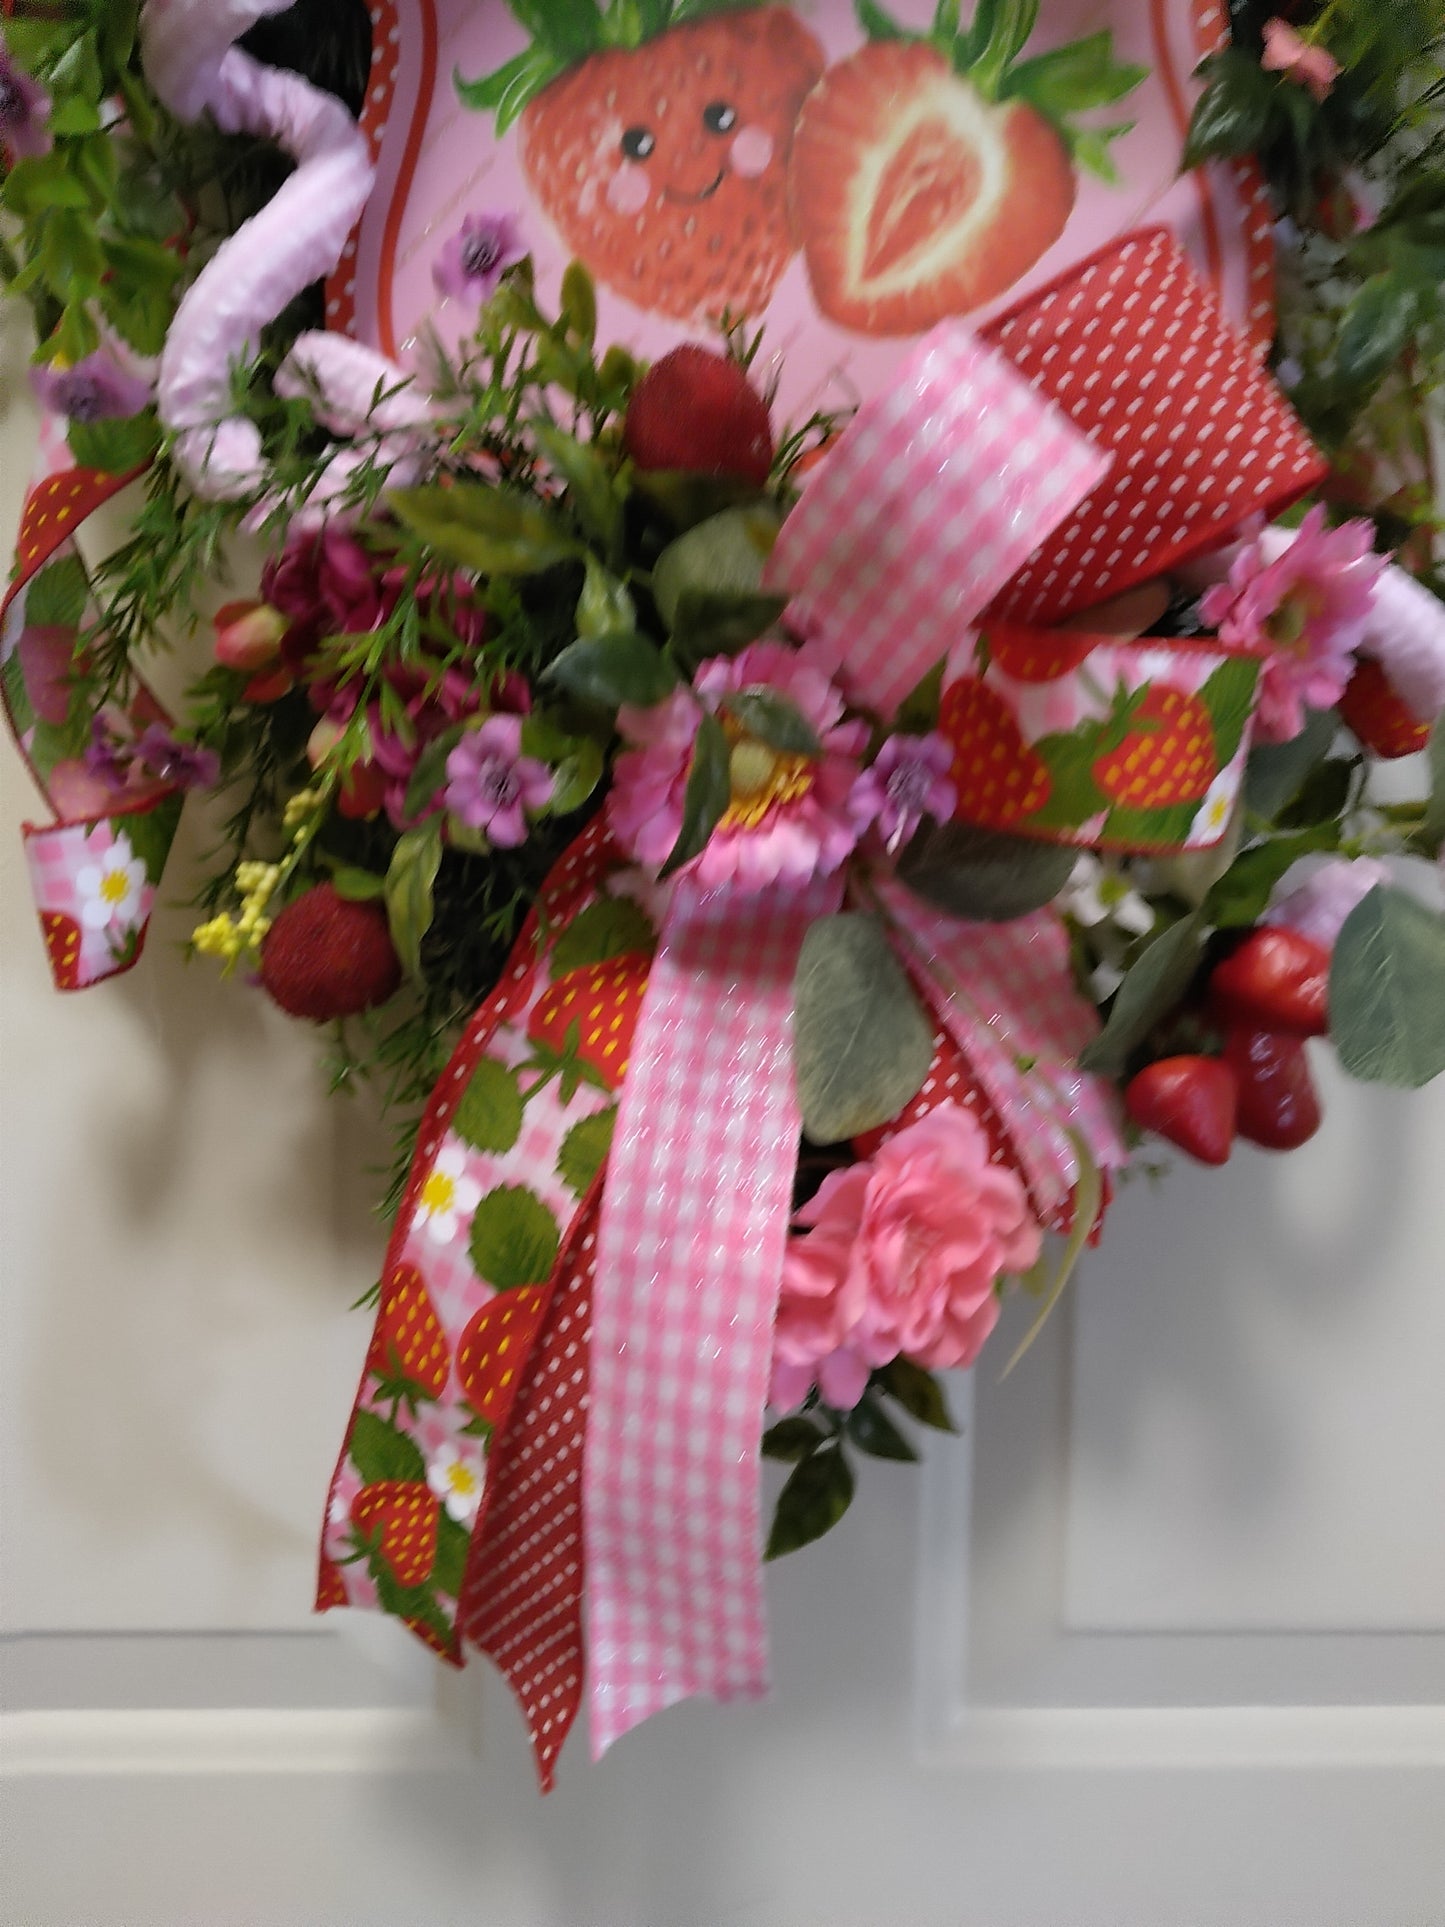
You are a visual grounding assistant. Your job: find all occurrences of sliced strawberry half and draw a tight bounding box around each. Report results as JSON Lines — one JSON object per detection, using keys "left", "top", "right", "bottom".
{"left": 789, "top": 42, "right": 1075, "bottom": 336}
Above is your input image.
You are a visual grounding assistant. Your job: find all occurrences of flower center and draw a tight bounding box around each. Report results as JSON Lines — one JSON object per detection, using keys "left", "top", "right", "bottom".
{"left": 0, "top": 76, "right": 23, "bottom": 123}
{"left": 421, "top": 1170, "right": 456, "bottom": 1216}
{"left": 721, "top": 728, "right": 813, "bottom": 831}
{"left": 1264, "top": 588, "right": 1318, "bottom": 654}
{"left": 445, "top": 1460, "right": 480, "bottom": 1499}
{"left": 884, "top": 757, "right": 933, "bottom": 814}
{"left": 100, "top": 867, "right": 129, "bottom": 906}
{"left": 476, "top": 757, "right": 520, "bottom": 811}
{"left": 462, "top": 232, "right": 501, "bottom": 277}
{"left": 64, "top": 378, "right": 106, "bottom": 425}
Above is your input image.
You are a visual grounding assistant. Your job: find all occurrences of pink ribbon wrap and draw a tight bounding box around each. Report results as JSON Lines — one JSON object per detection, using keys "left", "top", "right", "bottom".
{"left": 585, "top": 872, "right": 842, "bottom": 1756}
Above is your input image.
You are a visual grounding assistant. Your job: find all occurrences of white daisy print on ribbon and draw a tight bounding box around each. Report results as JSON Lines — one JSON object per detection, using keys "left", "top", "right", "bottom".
{"left": 414, "top": 1139, "right": 482, "bottom": 1246}
{"left": 426, "top": 1445, "right": 485, "bottom": 1528}
{"left": 76, "top": 828, "right": 148, "bottom": 934}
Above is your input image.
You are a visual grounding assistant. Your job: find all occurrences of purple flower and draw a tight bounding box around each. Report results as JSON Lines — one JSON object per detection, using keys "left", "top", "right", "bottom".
{"left": 134, "top": 725, "right": 221, "bottom": 791}
{"left": 83, "top": 715, "right": 135, "bottom": 790}
{"left": 444, "top": 714, "right": 552, "bottom": 847}
{"left": 0, "top": 40, "right": 51, "bottom": 161}
{"left": 432, "top": 213, "right": 526, "bottom": 304}
{"left": 848, "top": 732, "right": 957, "bottom": 853}
{"left": 30, "top": 348, "right": 152, "bottom": 425}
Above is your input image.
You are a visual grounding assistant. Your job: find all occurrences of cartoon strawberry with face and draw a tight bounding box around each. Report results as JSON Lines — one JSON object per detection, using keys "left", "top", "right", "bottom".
{"left": 459, "top": 5, "right": 824, "bottom": 323}
{"left": 788, "top": 4, "right": 1144, "bottom": 336}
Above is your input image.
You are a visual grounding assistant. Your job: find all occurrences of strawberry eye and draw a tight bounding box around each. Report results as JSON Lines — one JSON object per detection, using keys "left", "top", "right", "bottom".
{"left": 702, "top": 101, "right": 737, "bottom": 135}
{"left": 619, "top": 126, "right": 655, "bottom": 162}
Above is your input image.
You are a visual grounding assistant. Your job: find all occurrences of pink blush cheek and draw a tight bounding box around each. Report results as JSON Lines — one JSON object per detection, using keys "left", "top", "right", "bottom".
{"left": 606, "top": 166, "right": 652, "bottom": 215}
{"left": 730, "top": 126, "right": 774, "bottom": 179}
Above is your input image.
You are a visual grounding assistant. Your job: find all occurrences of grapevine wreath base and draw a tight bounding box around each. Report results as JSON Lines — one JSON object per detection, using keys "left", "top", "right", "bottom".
{"left": 2, "top": 0, "right": 1443, "bottom": 1790}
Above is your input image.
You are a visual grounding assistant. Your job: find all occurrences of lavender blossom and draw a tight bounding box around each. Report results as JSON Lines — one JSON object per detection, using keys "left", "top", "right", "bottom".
{"left": 432, "top": 212, "right": 526, "bottom": 304}
{"left": 30, "top": 348, "right": 153, "bottom": 425}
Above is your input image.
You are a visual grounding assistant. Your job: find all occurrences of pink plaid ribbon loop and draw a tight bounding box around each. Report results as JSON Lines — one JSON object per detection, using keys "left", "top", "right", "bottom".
{"left": 585, "top": 872, "right": 843, "bottom": 1757}
{"left": 763, "top": 328, "right": 1111, "bottom": 719}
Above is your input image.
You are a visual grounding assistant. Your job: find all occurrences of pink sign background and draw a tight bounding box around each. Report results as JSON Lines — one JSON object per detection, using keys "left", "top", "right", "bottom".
{"left": 331, "top": 0, "right": 1273, "bottom": 427}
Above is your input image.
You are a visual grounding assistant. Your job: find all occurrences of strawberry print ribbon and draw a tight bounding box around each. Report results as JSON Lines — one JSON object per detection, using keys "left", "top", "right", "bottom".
{"left": 1, "top": 446, "right": 182, "bottom": 992}
{"left": 584, "top": 871, "right": 843, "bottom": 1757}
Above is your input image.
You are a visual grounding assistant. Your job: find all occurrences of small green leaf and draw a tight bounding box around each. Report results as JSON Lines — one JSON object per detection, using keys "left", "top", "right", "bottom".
{"left": 1198, "top": 655, "right": 1259, "bottom": 768}
{"left": 468, "top": 1183, "right": 561, "bottom": 1290}
{"left": 545, "top": 628, "right": 678, "bottom": 710}
{"left": 1244, "top": 709, "right": 1336, "bottom": 820}
{"left": 557, "top": 1106, "right": 616, "bottom": 1199}
{"left": 652, "top": 504, "right": 781, "bottom": 631}
{"left": 897, "top": 821, "right": 1077, "bottom": 922}
{"left": 328, "top": 865, "right": 387, "bottom": 902}
{"left": 659, "top": 709, "right": 730, "bottom": 877}
{"left": 453, "top": 1059, "right": 524, "bottom": 1156}
{"left": 530, "top": 419, "right": 618, "bottom": 548}
{"left": 576, "top": 558, "right": 635, "bottom": 638}
{"left": 385, "top": 819, "right": 443, "bottom": 982}
{"left": 721, "top": 686, "right": 820, "bottom": 755}
{"left": 880, "top": 1358, "right": 957, "bottom": 1433}
{"left": 765, "top": 1445, "right": 854, "bottom": 1560}
{"left": 550, "top": 896, "right": 656, "bottom": 975}
{"left": 1334, "top": 272, "right": 1424, "bottom": 396}
{"left": 116, "top": 794, "right": 182, "bottom": 885}
{"left": 1330, "top": 885, "right": 1445, "bottom": 1088}
{"left": 1276, "top": 757, "right": 1355, "bottom": 830}
{"left": 793, "top": 913, "right": 935, "bottom": 1143}
{"left": 761, "top": 1415, "right": 829, "bottom": 1461}
{"left": 1181, "top": 48, "right": 1275, "bottom": 169}
{"left": 389, "top": 483, "right": 580, "bottom": 576}
{"left": 844, "top": 1394, "right": 919, "bottom": 1462}
{"left": 559, "top": 259, "right": 597, "bottom": 346}
{"left": 402, "top": 722, "right": 467, "bottom": 822}
{"left": 349, "top": 1408, "right": 427, "bottom": 1485}
{"left": 1079, "top": 913, "right": 1205, "bottom": 1074}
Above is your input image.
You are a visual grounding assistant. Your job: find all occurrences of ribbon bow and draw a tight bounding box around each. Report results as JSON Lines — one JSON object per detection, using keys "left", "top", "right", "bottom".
{"left": 319, "top": 230, "right": 1333, "bottom": 1788}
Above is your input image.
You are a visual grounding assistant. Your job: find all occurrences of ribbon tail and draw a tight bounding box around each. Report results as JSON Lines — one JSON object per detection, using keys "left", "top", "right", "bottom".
{"left": 459, "top": 1195, "right": 599, "bottom": 1794}
{"left": 584, "top": 872, "right": 842, "bottom": 1758}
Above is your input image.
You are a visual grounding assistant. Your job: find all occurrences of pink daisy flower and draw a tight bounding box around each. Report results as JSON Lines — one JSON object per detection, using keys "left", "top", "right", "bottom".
{"left": 1200, "top": 507, "right": 1385, "bottom": 742}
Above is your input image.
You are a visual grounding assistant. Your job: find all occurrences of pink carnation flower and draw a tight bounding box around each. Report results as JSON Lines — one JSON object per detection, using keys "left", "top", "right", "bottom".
{"left": 608, "top": 640, "right": 867, "bottom": 892}
{"left": 769, "top": 1102, "right": 1043, "bottom": 1412}
{"left": 1200, "top": 507, "right": 1385, "bottom": 742}
{"left": 1261, "top": 18, "right": 1341, "bottom": 102}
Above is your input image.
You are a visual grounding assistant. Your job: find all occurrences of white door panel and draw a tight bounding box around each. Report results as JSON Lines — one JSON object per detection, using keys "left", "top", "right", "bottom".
{"left": 4, "top": 309, "right": 1445, "bottom": 1927}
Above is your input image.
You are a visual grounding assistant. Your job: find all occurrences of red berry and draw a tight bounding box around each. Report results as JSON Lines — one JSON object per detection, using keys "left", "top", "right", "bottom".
{"left": 1209, "top": 927, "right": 1330, "bottom": 1038}
{"left": 1125, "top": 1056, "right": 1238, "bottom": 1166}
{"left": 1338, "top": 657, "right": 1431, "bottom": 759}
{"left": 623, "top": 345, "right": 774, "bottom": 486}
{"left": 259, "top": 883, "right": 402, "bottom": 1022}
{"left": 1223, "top": 1028, "right": 1323, "bottom": 1151}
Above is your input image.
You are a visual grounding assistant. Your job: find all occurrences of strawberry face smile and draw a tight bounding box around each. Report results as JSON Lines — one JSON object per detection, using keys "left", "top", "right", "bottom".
{"left": 661, "top": 168, "right": 727, "bottom": 205}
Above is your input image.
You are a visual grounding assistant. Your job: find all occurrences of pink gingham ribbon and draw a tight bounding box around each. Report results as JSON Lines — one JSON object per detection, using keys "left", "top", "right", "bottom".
{"left": 764, "top": 328, "right": 1110, "bottom": 719}
{"left": 868, "top": 870, "right": 1128, "bottom": 1220}
{"left": 585, "top": 872, "right": 842, "bottom": 1756}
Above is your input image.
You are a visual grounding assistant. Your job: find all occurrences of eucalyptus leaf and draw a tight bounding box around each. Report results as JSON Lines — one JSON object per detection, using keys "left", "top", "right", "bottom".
{"left": 1243, "top": 709, "right": 1336, "bottom": 821}
{"left": 1078, "top": 913, "right": 1205, "bottom": 1074}
{"left": 389, "top": 482, "right": 579, "bottom": 576}
{"left": 384, "top": 820, "right": 443, "bottom": 982}
{"left": 897, "top": 822, "right": 1077, "bottom": 922}
{"left": 659, "top": 710, "right": 730, "bottom": 877}
{"left": 545, "top": 629, "right": 678, "bottom": 710}
{"left": 764, "top": 1445, "right": 854, "bottom": 1560}
{"left": 1329, "top": 885, "right": 1445, "bottom": 1088}
{"left": 793, "top": 914, "right": 935, "bottom": 1143}
{"left": 651, "top": 504, "right": 781, "bottom": 631}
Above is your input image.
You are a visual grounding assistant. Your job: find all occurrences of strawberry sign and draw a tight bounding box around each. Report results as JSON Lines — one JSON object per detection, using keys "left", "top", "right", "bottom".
{"left": 332, "top": 0, "right": 1275, "bottom": 423}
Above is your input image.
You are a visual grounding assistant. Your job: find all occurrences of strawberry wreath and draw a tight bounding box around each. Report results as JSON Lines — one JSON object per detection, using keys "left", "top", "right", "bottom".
{"left": 1, "top": 0, "right": 1443, "bottom": 1788}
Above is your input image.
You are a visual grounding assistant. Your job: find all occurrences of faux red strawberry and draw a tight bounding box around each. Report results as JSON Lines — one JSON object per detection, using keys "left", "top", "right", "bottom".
{"left": 457, "top": 1284, "right": 550, "bottom": 1428}
{"left": 350, "top": 1481, "right": 439, "bottom": 1586}
{"left": 938, "top": 678, "right": 1052, "bottom": 827}
{"left": 1091, "top": 688, "right": 1219, "bottom": 810}
{"left": 624, "top": 346, "right": 774, "bottom": 485}
{"left": 1339, "top": 657, "right": 1431, "bottom": 759}
{"left": 526, "top": 952, "right": 650, "bottom": 1090}
{"left": 366, "top": 1264, "right": 450, "bottom": 1407}
{"left": 460, "top": 6, "right": 824, "bottom": 322}
{"left": 1125, "top": 1056, "right": 1238, "bottom": 1166}
{"left": 1223, "top": 1028, "right": 1323, "bottom": 1152}
{"left": 259, "top": 883, "right": 402, "bottom": 1022}
{"left": 39, "top": 910, "right": 83, "bottom": 990}
{"left": 1209, "top": 928, "right": 1330, "bottom": 1038}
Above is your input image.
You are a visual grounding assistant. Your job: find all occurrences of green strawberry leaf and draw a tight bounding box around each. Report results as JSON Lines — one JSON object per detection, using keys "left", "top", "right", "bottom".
{"left": 469, "top": 1183, "right": 561, "bottom": 1290}
{"left": 118, "top": 793, "right": 183, "bottom": 885}
{"left": 349, "top": 1408, "right": 428, "bottom": 1485}
{"left": 1100, "top": 799, "right": 1201, "bottom": 848}
{"left": 1199, "top": 655, "right": 1260, "bottom": 768}
{"left": 550, "top": 896, "right": 656, "bottom": 976}
{"left": 855, "top": 0, "right": 909, "bottom": 41}
{"left": 1025, "top": 722, "right": 1109, "bottom": 830}
{"left": 557, "top": 1106, "right": 617, "bottom": 1198}
{"left": 453, "top": 1059, "right": 525, "bottom": 1155}
{"left": 1004, "top": 33, "right": 1147, "bottom": 114}
{"left": 765, "top": 1445, "right": 855, "bottom": 1560}
{"left": 0, "top": 648, "right": 35, "bottom": 736}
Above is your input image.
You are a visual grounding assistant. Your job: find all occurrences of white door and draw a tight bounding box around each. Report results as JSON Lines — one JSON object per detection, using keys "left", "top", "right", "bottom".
{"left": 3, "top": 318, "right": 1444, "bottom": 1927}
